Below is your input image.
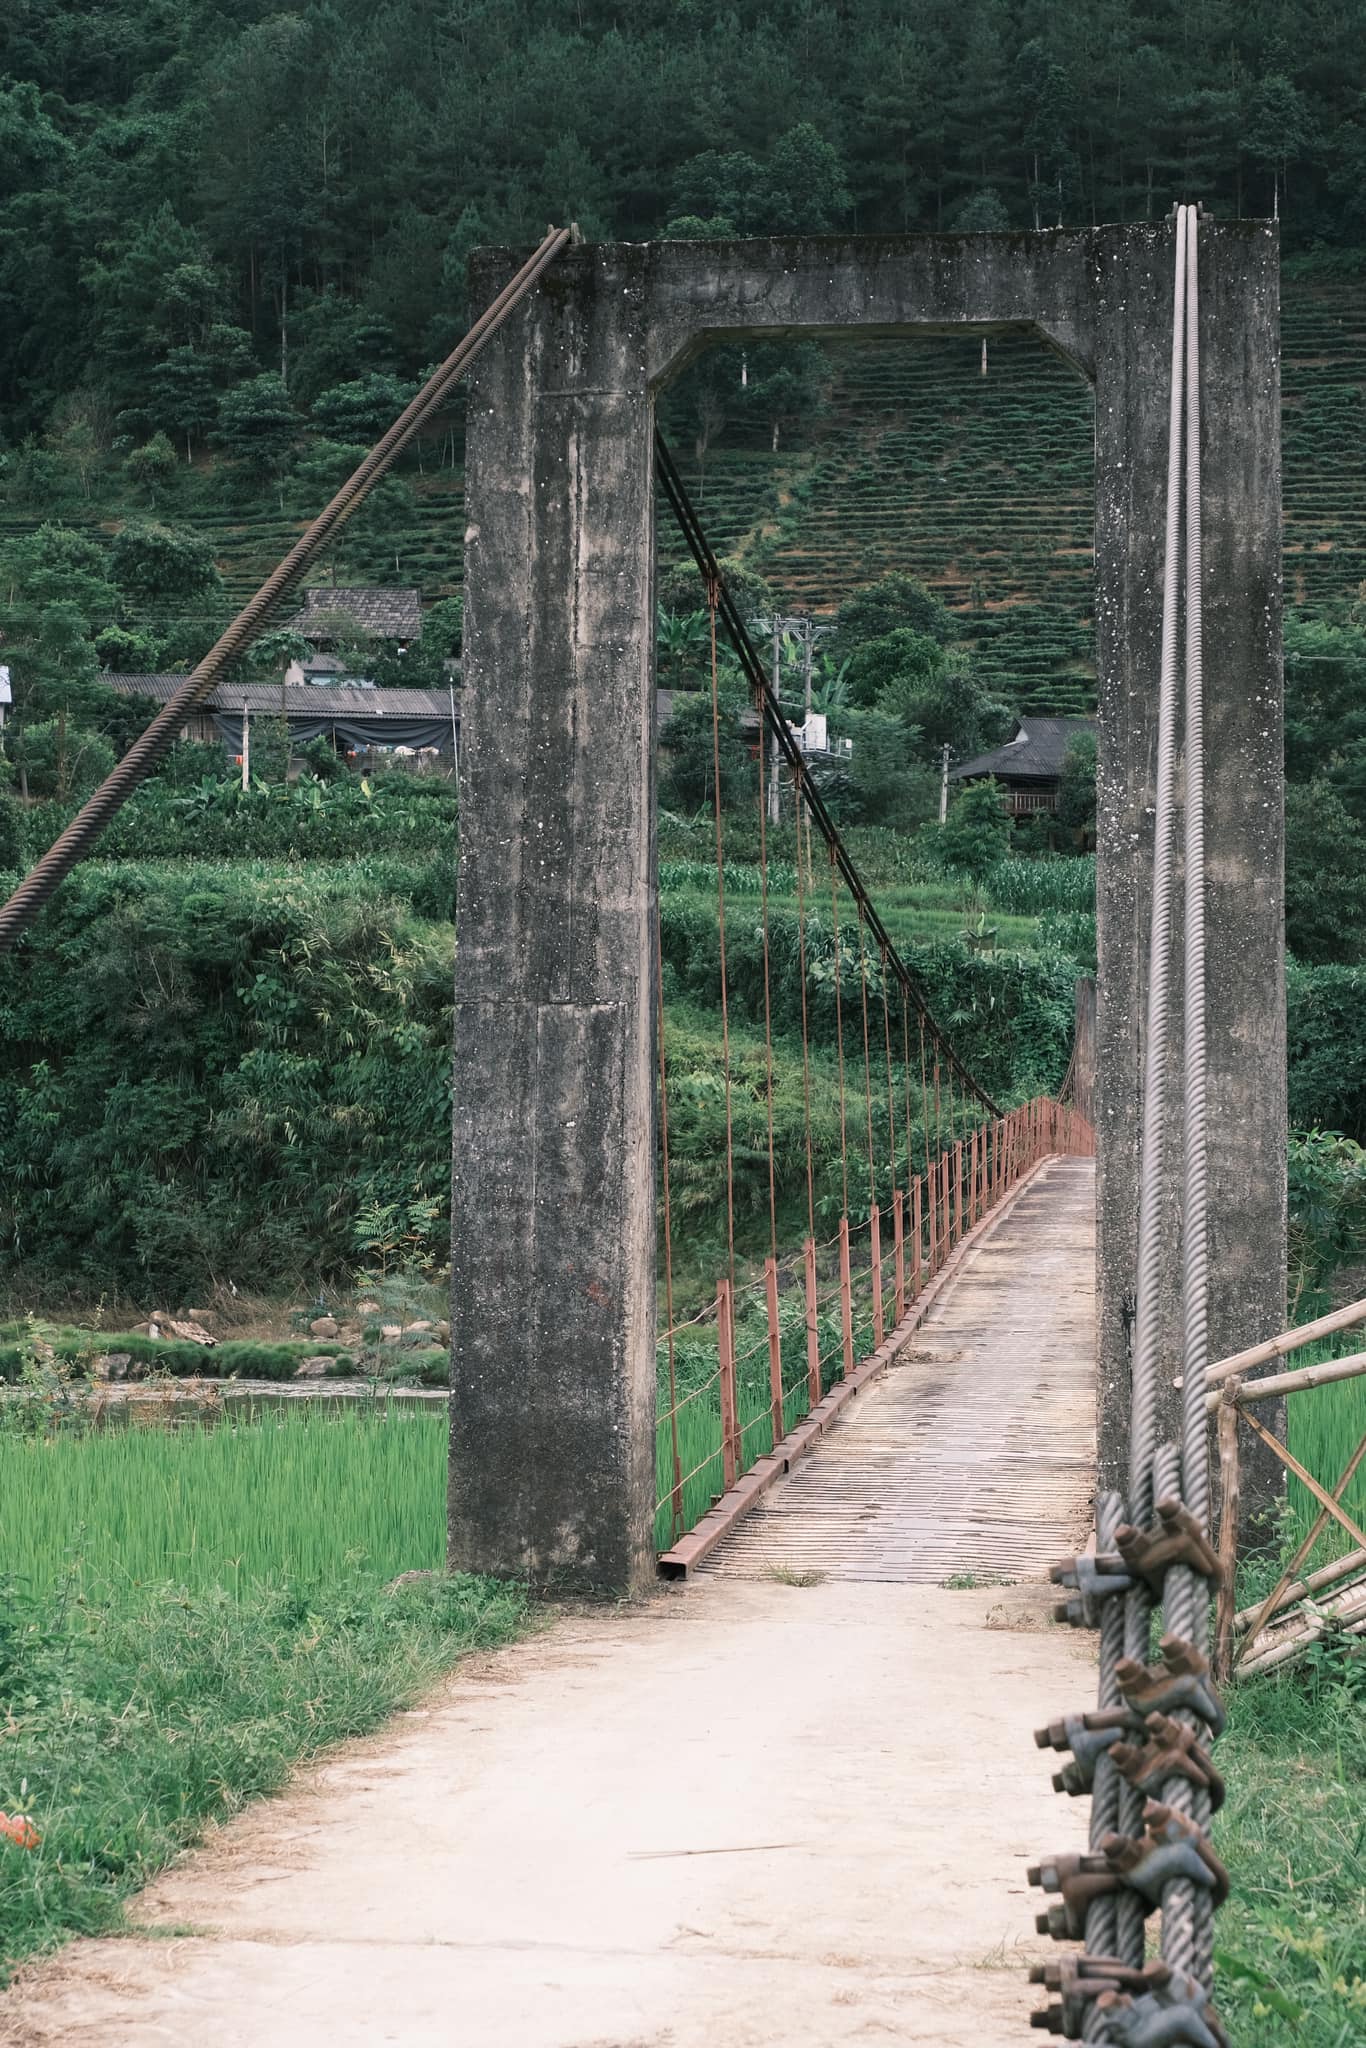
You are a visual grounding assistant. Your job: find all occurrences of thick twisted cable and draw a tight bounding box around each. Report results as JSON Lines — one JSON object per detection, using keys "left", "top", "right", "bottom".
{"left": 1128, "top": 201, "right": 1189, "bottom": 1543}
{"left": 1114, "top": 203, "right": 1190, "bottom": 1968}
{"left": 1163, "top": 206, "right": 1216, "bottom": 1994}
{"left": 0, "top": 226, "right": 573, "bottom": 950}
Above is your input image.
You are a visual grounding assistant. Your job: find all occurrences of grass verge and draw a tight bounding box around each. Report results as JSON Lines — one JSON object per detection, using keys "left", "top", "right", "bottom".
{"left": 1218, "top": 1644, "right": 1366, "bottom": 2043}
{"left": 0, "top": 1407, "right": 523, "bottom": 1983}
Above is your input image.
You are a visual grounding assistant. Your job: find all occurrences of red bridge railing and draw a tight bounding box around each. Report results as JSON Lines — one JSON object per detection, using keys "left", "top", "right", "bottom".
{"left": 656, "top": 1095, "right": 1094, "bottom": 1568}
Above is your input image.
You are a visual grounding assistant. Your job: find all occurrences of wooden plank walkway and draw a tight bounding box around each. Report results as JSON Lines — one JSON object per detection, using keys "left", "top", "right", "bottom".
{"left": 703, "top": 1156, "right": 1097, "bottom": 1583}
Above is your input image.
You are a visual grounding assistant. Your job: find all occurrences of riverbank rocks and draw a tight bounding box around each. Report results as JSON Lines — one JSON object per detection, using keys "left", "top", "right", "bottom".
{"left": 309, "top": 1316, "right": 340, "bottom": 1340}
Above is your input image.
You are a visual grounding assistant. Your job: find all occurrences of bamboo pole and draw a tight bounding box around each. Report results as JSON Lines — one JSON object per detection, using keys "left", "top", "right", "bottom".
{"left": 1214, "top": 1380, "right": 1241, "bottom": 1683}
{"left": 1238, "top": 1411, "right": 1366, "bottom": 1551}
{"left": 1234, "top": 1545, "right": 1366, "bottom": 1631}
{"left": 1208, "top": 1296, "right": 1366, "bottom": 1386}
{"left": 1204, "top": 1346, "right": 1366, "bottom": 1412}
{"left": 1235, "top": 1429, "right": 1366, "bottom": 1663}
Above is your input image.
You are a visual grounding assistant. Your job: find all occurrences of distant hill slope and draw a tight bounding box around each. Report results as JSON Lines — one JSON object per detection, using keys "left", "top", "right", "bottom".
{"left": 3, "top": 269, "right": 1360, "bottom": 722}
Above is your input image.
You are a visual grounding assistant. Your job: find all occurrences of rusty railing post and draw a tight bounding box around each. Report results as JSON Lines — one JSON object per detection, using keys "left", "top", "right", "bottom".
{"left": 765, "top": 1254, "right": 783, "bottom": 1449}
{"left": 838, "top": 1213, "right": 855, "bottom": 1377}
{"left": 804, "top": 1236, "right": 820, "bottom": 1406}
{"left": 718, "top": 1277, "right": 738, "bottom": 1490}
{"left": 952, "top": 1139, "right": 963, "bottom": 1248}
{"left": 911, "top": 1175, "right": 923, "bottom": 1298}
{"left": 892, "top": 1186, "right": 906, "bottom": 1321}
{"left": 870, "top": 1202, "right": 884, "bottom": 1348}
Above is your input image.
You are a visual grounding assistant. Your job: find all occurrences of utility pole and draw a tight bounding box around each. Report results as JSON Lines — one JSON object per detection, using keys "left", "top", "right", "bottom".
{"left": 241, "top": 702, "right": 251, "bottom": 791}
{"left": 939, "top": 742, "right": 951, "bottom": 824}
{"left": 803, "top": 615, "right": 814, "bottom": 720}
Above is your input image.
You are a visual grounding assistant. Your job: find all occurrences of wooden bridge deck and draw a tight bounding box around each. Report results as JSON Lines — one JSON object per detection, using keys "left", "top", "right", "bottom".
{"left": 704, "top": 1157, "right": 1097, "bottom": 1583}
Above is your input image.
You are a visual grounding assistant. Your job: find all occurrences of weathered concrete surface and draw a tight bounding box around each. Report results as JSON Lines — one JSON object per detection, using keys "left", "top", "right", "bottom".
{"left": 451, "top": 224, "right": 1285, "bottom": 1587}
{"left": 706, "top": 1157, "right": 1096, "bottom": 1581}
{"left": 0, "top": 1585, "right": 1092, "bottom": 2048}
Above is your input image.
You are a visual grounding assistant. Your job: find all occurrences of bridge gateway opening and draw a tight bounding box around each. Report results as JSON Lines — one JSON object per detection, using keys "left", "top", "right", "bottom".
{"left": 449, "top": 227, "right": 1284, "bottom": 1595}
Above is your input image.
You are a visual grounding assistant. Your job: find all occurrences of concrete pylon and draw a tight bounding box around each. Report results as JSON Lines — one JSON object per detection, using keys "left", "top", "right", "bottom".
{"left": 449, "top": 226, "right": 1285, "bottom": 1592}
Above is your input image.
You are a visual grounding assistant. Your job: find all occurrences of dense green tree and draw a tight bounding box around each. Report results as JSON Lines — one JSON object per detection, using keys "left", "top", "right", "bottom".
{"left": 110, "top": 523, "right": 222, "bottom": 606}
{"left": 938, "top": 779, "right": 1012, "bottom": 891}
{"left": 211, "top": 374, "right": 298, "bottom": 482}
{"left": 828, "top": 575, "right": 957, "bottom": 666}
{"left": 1285, "top": 780, "right": 1366, "bottom": 966}
{"left": 311, "top": 374, "right": 417, "bottom": 442}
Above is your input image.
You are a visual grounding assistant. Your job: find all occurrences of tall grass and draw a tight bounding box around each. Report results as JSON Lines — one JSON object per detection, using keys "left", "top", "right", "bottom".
{"left": 1283, "top": 1339, "right": 1366, "bottom": 1551}
{"left": 0, "top": 1406, "right": 517, "bottom": 1980}
{"left": 1, "top": 1406, "right": 447, "bottom": 1596}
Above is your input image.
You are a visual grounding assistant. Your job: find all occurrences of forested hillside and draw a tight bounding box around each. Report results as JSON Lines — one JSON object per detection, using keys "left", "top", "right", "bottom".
{"left": 2, "top": 0, "right": 1364, "bottom": 440}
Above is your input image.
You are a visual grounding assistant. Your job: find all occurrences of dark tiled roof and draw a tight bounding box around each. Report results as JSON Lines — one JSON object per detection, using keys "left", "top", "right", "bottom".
{"left": 100, "top": 675, "right": 452, "bottom": 718}
{"left": 286, "top": 587, "right": 423, "bottom": 640}
{"left": 952, "top": 715, "right": 1095, "bottom": 783}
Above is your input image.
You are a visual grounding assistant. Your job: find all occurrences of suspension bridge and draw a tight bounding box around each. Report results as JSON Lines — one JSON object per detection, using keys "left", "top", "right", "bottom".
{"left": 0, "top": 212, "right": 1288, "bottom": 2044}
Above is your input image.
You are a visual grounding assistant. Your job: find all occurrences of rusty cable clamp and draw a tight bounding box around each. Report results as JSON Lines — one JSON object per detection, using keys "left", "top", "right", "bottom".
{"left": 1114, "top": 1498, "right": 1221, "bottom": 1598}
{"left": 1092, "top": 1969, "right": 1229, "bottom": 2048}
{"left": 1115, "top": 1635, "right": 1226, "bottom": 1735}
{"left": 1028, "top": 1956, "right": 1168, "bottom": 2037}
{"left": 1049, "top": 1549, "right": 1134, "bottom": 1627}
{"left": 1034, "top": 1709, "right": 1137, "bottom": 1795}
{"left": 1109, "top": 1714, "right": 1225, "bottom": 1809}
{"left": 1029, "top": 1804, "right": 1229, "bottom": 1940}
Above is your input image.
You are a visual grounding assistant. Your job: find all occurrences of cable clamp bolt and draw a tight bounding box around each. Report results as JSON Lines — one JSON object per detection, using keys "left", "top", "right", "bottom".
{"left": 1049, "top": 1549, "right": 1134, "bottom": 1626}
{"left": 1109, "top": 1713, "right": 1225, "bottom": 1810}
{"left": 1115, "top": 1634, "right": 1226, "bottom": 1736}
{"left": 1114, "top": 1497, "right": 1220, "bottom": 1598}
{"left": 1098, "top": 1800, "right": 1230, "bottom": 1909}
{"left": 1034, "top": 1709, "right": 1136, "bottom": 1796}
{"left": 1093, "top": 1968, "right": 1229, "bottom": 2048}
{"left": 1028, "top": 1956, "right": 1168, "bottom": 2037}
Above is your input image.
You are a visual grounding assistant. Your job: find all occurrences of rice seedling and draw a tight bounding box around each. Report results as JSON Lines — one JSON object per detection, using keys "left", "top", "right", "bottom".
{"left": 0, "top": 1404, "right": 447, "bottom": 1597}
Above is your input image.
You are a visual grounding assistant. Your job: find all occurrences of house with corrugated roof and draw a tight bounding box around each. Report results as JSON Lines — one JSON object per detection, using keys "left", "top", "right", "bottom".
{"left": 950, "top": 715, "right": 1095, "bottom": 820}
{"left": 100, "top": 674, "right": 457, "bottom": 757}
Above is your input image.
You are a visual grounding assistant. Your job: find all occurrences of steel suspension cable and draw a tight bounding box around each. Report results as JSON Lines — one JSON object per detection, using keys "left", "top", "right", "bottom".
{"left": 794, "top": 781, "right": 817, "bottom": 1241}
{"left": 1117, "top": 214, "right": 1190, "bottom": 1980}
{"left": 706, "top": 581, "right": 738, "bottom": 1294}
{"left": 1162, "top": 203, "right": 1215, "bottom": 1992}
{"left": 755, "top": 706, "right": 780, "bottom": 1260}
{"left": 654, "top": 428, "right": 1000, "bottom": 1117}
{"left": 879, "top": 947, "right": 900, "bottom": 1203}
{"left": 829, "top": 854, "right": 851, "bottom": 1219}
{"left": 0, "top": 225, "right": 573, "bottom": 951}
{"left": 655, "top": 909, "right": 684, "bottom": 1543}
{"left": 857, "top": 908, "right": 878, "bottom": 1210}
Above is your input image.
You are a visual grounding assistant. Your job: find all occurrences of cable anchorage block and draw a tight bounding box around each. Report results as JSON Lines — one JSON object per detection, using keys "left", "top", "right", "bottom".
{"left": 1109, "top": 1713, "right": 1226, "bottom": 1810}
{"left": 1115, "top": 1634, "right": 1226, "bottom": 1736}
{"left": 1114, "top": 1498, "right": 1221, "bottom": 1598}
{"left": 1049, "top": 1550, "right": 1134, "bottom": 1626}
{"left": 1028, "top": 1956, "right": 1167, "bottom": 2037}
{"left": 1034, "top": 1709, "right": 1136, "bottom": 1795}
{"left": 1098, "top": 1800, "right": 1230, "bottom": 1909}
{"left": 1092, "top": 1968, "right": 1230, "bottom": 2048}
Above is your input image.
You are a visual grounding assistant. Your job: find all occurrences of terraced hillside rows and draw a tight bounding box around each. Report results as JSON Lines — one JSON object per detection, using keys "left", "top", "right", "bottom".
{"left": 3, "top": 270, "right": 1361, "bottom": 721}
